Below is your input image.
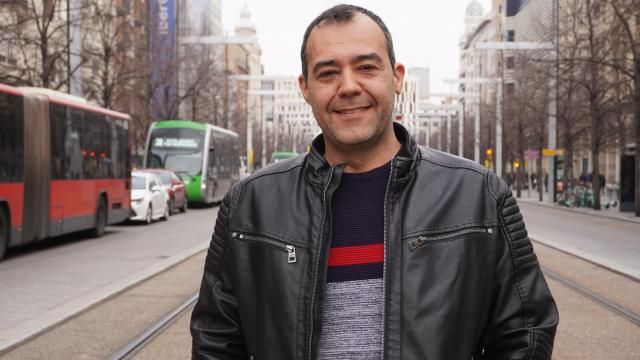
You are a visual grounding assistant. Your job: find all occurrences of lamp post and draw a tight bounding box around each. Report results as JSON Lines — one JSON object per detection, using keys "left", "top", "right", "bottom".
{"left": 474, "top": 41, "right": 556, "bottom": 202}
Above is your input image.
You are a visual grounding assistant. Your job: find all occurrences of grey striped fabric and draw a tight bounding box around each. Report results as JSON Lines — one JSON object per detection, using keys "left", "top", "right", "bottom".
{"left": 317, "top": 278, "right": 384, "bottom": 359}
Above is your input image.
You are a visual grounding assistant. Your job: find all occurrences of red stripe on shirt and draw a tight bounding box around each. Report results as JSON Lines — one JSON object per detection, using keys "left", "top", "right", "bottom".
{"left": 328, "top": 244, "right": 384, "bottom": 267}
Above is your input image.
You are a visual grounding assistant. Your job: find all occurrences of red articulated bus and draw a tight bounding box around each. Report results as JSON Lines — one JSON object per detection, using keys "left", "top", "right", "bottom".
{"left": 0, "top": 83, "right": 132, "bottom": 261}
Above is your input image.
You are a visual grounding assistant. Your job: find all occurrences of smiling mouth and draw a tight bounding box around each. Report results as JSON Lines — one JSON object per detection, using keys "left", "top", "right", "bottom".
{"left": 334, "top": 106, "right": 371, "bottom": 115}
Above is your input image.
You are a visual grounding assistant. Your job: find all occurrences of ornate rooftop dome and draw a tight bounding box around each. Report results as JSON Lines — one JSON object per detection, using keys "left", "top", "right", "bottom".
{"left": 465, "top": 0, "right": 484, "bottom": 17}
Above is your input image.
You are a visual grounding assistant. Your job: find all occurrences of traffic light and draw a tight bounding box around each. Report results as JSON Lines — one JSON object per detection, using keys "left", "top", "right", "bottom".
{"left": 486, "top": 148, "right": 493, "bottom": 157}
{"left": 514, "top": 160, "right": 520, "bottom": 169}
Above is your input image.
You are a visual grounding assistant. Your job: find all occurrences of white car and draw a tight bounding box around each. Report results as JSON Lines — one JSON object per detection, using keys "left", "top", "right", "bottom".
{"left": 130, "top": 171, "right": 170, "bottom": 224}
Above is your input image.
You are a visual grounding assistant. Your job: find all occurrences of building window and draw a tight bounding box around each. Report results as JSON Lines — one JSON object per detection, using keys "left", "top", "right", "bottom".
{"left": 0, "top": 33, "right": 15, "bottom": 65}
{"left": 506, "top": 56, "right": 515, "bottom": 69}
{"left": 507, "top": 30, "right": 515, "bottom": 42}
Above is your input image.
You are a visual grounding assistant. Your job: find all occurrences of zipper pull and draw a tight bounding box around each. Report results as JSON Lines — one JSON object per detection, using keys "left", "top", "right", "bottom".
{"left": 409, "top": 237, "right": 426, "bottom": 250}
{"left": 286, "top": 245, "right": 296, "bottom": 263}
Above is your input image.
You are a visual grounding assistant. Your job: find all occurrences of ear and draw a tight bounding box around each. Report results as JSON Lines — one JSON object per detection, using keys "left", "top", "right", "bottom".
{"left": 393, "top": 63, "right": 405, "bottom": 95}
{"left": 298, "top": 74, "right": 311, "bottom": 104}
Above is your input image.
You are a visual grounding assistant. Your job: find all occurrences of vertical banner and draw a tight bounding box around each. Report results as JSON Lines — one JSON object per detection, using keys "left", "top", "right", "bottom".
{"left": 149, "top": 0, "right": 177, "bottom": 121}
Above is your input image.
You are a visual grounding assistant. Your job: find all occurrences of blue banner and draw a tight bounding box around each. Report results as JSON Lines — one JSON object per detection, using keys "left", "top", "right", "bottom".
{"left": 149, "top": 0, "right": 177, "bottom": 121}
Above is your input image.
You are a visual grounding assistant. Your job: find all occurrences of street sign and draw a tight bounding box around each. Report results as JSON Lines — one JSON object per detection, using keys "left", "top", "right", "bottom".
{"left": 524, "top": 149, "right": 540, "bottom": 160}
{"left": 543, "top": 149, "right": 565, "bottom": 156}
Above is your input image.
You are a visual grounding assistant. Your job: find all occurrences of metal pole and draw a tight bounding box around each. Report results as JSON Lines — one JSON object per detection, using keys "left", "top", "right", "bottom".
{"left": 474, "top": 98, "right": 481, "bottom": 163}
{"left": 496, "top": 81, "right": 503, "bottom": 177}
{"left": 246, "top": 87, "right": 253, "bottom": 172}
{"left": 261, "top": 93, "right": 266, "bottom": 168}
{"left": 427, "top": 118, "right": 432, "bottom": 147}
{"left": 438, "top": 117, "right": 443, "bottom": 151}
{"left": 528, "top": 158, "right": 532, "bottom": 198}
{"left": 459, "top": 103, "right": 464, "bottom": 157}
{"left": 446, "top": 111, "right": 452, "bottom": 153}
{"left": 547, "top": 50, "right": 557, "bottom": 203}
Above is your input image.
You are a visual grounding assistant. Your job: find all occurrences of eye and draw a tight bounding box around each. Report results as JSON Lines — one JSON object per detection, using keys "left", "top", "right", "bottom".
{"left": 359, "top": 64, "right": 377, "bottom": 72}
{"left": 318, "top": 70, "right": 338, "bottom": 78}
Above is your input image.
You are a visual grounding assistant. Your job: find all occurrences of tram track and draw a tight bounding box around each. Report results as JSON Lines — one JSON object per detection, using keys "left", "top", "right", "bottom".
{"left": 108, "top": 244, "right": 640, "bottom": 359}
{"left": 108, "top": 293, "right": 199, "bottom": 360}
{"left": 541, "top": 266, "right": 640, "bottom": 327}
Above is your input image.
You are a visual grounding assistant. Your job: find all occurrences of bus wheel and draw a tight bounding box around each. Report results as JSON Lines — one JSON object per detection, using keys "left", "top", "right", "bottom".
{"left": 90, "top": 198, "right": 107, "bottom": 238}
{"left": 0, "top": 209, "right": 8, "bottom": 261}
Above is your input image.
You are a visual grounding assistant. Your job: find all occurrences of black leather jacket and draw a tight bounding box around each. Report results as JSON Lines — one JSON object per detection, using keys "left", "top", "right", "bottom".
{"left": 191, "top": 123, "right": 558, "bottom": 360}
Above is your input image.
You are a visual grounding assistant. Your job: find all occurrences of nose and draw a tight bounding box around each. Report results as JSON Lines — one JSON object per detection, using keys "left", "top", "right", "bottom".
{"left": 337, "top": 69, "right": 362, "bottom": 99}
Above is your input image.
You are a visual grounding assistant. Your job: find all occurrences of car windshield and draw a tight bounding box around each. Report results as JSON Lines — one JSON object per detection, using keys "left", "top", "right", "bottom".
{"left": 132, "top": 175, "right": 146, "bottom": 190}
{"left": 146, "top": 127, "right": 205, "bottom": 176}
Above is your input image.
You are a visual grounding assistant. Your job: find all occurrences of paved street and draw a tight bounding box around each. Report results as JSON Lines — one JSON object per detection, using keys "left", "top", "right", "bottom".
{"left": 0, "top": 206, "right": 218, "bottom": 353}
{"left": 518, "top": 200, "right": 640, "bottom": 280}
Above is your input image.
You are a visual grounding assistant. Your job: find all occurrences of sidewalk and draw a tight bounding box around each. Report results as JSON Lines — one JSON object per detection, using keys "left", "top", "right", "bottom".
{"left": 513, "top": 188, "right": 640, "bottom": 281}
{"left": 513, "top": 187, "right": 640, "bottom": 225}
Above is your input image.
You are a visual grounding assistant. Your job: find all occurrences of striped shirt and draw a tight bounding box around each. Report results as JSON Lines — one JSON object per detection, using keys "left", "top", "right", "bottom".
{"left": 317, "top": 162, "right": 390, "bottom": 359}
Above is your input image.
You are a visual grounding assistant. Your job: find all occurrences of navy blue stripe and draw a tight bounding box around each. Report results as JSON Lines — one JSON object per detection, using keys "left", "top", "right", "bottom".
{"left": 326, "top": 262, "right": 383, "bottom": 283}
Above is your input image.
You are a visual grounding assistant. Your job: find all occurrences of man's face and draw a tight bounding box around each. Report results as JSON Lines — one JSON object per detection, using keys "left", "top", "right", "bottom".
{"left": 299, "top": 14, "right": 404, "bottom": 152}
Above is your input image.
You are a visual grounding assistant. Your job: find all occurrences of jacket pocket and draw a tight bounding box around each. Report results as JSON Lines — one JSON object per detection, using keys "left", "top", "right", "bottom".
{"left": 232, "top": 231, "right": 300, "bottom": 264}
{"left": 406, "top": 226, "right": 493, "bottom": 251}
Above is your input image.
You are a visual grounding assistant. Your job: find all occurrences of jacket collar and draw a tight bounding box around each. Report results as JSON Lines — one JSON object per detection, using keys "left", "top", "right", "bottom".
{"left": 304, "top": 122, "right": 421, "bottom": 184}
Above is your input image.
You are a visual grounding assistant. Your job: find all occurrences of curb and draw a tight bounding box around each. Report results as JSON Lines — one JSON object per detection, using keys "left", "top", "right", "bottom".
{"left": 530, "top": 234, "right": 640, "bottom": 282}
{"left": 518, "top": 198, "right": 640, "bottom": 225}
{"left": 0, "top": 241, "right": 209, "bottom": 355}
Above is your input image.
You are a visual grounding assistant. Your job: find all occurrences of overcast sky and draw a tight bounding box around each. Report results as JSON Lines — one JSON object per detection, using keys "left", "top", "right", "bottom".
{"left": 221, "top": 0, "right": 493, "bottom": 93}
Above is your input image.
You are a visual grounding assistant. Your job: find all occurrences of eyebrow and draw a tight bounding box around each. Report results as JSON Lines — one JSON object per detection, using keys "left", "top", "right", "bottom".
{"left": 311, "top": 53, "right": 385, "bottom": 76}
{"left": 353, "top": 53, "right": 384, "bottom": 64}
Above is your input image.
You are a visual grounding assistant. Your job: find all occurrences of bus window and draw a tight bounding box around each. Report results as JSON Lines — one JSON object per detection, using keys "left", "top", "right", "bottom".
{"left": 0, "top": 92, "right": 24, "bottom": 183}
{"left": 147, "top": 128, "right": 205, "bottom": 176}
{"left": 51, "top": 104, "right": 84, "bottom": 180}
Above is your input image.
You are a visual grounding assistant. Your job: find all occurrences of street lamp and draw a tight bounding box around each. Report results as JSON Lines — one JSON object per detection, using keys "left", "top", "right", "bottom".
{"left": 474, "top": 41, "right": 556, "bottom": 202}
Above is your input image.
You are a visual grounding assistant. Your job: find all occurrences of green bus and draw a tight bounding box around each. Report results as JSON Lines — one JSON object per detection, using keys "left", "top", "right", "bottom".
{"left": 271, "top": 151, "right": 299, "bottom": 164}
{"left": 144, "top": 120, "right": 240, "bottom": 205}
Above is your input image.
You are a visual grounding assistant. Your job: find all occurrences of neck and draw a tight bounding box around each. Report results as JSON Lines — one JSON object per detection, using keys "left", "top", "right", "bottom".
{"left": 324, "top": 129, "right": 401, "bottom": 173}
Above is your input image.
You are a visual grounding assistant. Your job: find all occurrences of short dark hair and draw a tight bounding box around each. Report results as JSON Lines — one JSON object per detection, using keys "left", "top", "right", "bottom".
{"left": 300, "top": 4, "right": 396, "bottom": 80}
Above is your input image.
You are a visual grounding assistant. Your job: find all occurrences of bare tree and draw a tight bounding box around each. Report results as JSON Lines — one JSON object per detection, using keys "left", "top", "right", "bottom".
{"left": 83, "top": 0, "right": 138, "bottom": 109}
{"left": 603, "top": 0, "right": 640, "bottom": 215}
{"left": 0, "top": 0, "right": 87, "bottom": 89}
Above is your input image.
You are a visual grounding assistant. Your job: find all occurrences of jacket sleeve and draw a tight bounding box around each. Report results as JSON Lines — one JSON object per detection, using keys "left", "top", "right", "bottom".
{"left": 190, "top": 191, "right": 247, "bottom": 359}
{"left": 482, "top": 180, "right": 559, "bottom": 359}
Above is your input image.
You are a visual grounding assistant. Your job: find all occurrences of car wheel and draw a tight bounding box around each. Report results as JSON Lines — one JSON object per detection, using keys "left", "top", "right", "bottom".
{"left": 162, "top": 202, "right": 170, "bottom": 221}
{"left": 145, "top": 205, "right": 153, "bottom": 225}
{"left": 169, "top": 198, "right": 175, "bottom": 215}
{"left": 90, "top": 198, "right": 107, "bottom": 238}
{"left": 0, "top": 209, "right": 8, "bottom": 261}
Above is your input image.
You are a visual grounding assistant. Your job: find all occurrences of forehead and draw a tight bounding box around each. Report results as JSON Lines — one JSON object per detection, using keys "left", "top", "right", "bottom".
{"left": 306, "top": 13, "right": 389, "bottom": 65}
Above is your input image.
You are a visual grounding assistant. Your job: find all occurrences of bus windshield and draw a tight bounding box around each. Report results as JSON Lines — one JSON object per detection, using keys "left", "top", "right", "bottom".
{"left": 146, "top": 128, "right": 205, "bottom": 176}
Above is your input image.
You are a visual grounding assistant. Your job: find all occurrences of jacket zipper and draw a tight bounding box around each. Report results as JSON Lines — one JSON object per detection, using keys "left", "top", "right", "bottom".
{"left": 232, "top": 232, "right": 297, "bottom": 263}
{"left": 308, "top": 165, "right": 337, "bottom": 360}
{"left": 407, "top": 227, "right": 492, "bottom": 251}
{"left": 382, "top": 159, "right": 395, "bottom": 360}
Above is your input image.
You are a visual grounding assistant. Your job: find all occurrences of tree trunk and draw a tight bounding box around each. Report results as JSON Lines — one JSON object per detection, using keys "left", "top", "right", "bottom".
{"left": 635, "top": 58, "right": 640, "bottom": 216}
{"left": 592, "top": 145, "right": 601, "bottom": 210}
{"left": 538, "top": 146, "right": 543, "bottom": 202}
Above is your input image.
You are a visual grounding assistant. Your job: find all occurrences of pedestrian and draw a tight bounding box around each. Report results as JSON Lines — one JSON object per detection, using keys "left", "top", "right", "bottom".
{"left": 544, "top": 172, "right": 549, "bottom": 193}
{"left": 190, "top": 4, "right": 558, "bottom": 359}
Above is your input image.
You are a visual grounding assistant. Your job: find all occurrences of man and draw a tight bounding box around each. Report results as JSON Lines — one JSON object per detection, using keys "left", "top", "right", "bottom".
{"left": 191, "top": 4, "right": 558, "bottom": 359}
